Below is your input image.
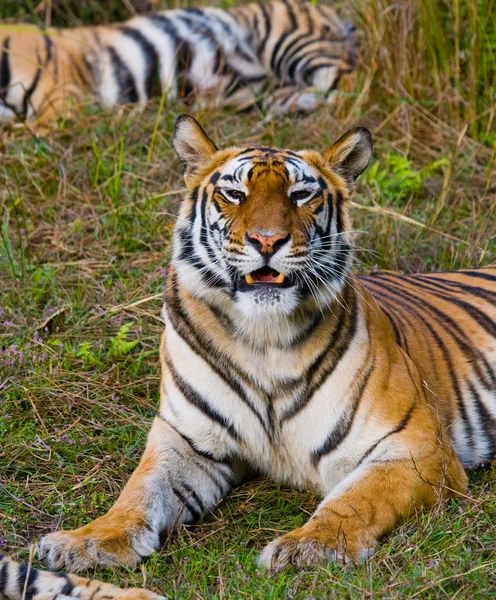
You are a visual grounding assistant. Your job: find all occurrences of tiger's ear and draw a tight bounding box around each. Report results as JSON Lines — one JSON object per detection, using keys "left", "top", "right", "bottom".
{"left": 322, "top": 128, "right": 373, "bottom": 181}
{"left": 172, "top": 114, "right": 218, "bottom": 178}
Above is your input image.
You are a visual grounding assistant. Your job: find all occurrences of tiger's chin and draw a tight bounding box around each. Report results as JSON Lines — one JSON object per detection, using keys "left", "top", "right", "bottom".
{"left": 234, "top": 283, "right": 301, "bottom": 319}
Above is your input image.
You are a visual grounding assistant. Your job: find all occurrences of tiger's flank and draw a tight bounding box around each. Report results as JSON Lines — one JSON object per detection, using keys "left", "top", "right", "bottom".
{"left": 0, "top": 0, "right": 356, "bottom": 129}
{"left": 29, "top": 116, "right": 494, "bottom": 577}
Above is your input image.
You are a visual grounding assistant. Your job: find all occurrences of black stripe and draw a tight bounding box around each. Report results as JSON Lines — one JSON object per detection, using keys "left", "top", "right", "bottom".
{"left": 286, "top": 312, "right": 324, "bottom": 348}
{"left": 415, "top": 274, "right": 496, "bottom": 304}
{"left": 192, "top": 457, "right": 232, "bottom": 495}
{"left": 270, "top": 29, "right": 296, "bottom": 76}
{"left": 290, "top": 50, "right": 334, "bottom": 83}
{"left": 381, "top": 305, "right": 403, "bottom": 346}
{"left": 176, "top": 232, "right": 226, "bottom": 288}
{"left": 60, "top": 576, "right": 75, "bottom": 596}
{"left": 200, "top": 186, "right": 218, "bottom": 264}
{"left": 119, "top": 26, "right": 159, "bottom": 99}
{"left": 17, "top": 563, "right": 39, "bottom": 600}
{"left": 176, "top": 38, "right": 194, "bottom": 99}
{"left": 107, "top": 46, "right": 138, "bottom": 103}
{"left": 468, "top": 382, "right": 496, "bottom": 458}
{"left": 182, "top": 483, "right": 206, "bottom": 512}
{"left": 146, "top": 14, "right": 194, "bottom": 99}
{"left": 87, "top": 583, "right": 102, "bottom": 600}
{"left": 172, "top": 487, "right": 202, "bottom": 522}
{"left": 281, "top": 0, "right": 298, "bottom": 29}
{"left": 23, "top": 62, "right": 42, "bottom": 116}
{"left": 311, "top": 357, "right": 375, "bottom": 465}
{"left": 400, "top": 348, "right": 423, "bottom": 399}
{"left": 287, "top": 40, "right": 324, "bottom": 80}
{"left": 281, "top": 33, "right": 318, "bottom": 75}
{"left": 168, "top": 442, "right": 231, "bottom": 496}
{"left": 281, "top": 283, "right": 357, "bottom": 421}
{"left": 167, "top": 358, "right": 241, "bottom": 440}
{"left": 459, "top": 269, "right": 496, "bottom": 282}
{"left": 356, "top": 403, "right": 416, "bottom": 467}
{"left": 258, "top": 3, "right": 273, "bottom": 54}
{"left": 0, "top": 37, "right": 11, "bottom": 97}
{"left": 162, "top": 416, "right": 231, "bottom": 464}
{"left": 0, "top": 562, "right": 8, "bottom": 595}
{"left": 41, "top": 27, "right": 53, "bottom": 66}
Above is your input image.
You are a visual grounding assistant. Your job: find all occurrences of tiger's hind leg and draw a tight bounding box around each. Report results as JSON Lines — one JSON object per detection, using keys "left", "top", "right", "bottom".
{"left": 39, "top": 417, "right": 240, "bottom": 572}
{"left": 0, "top": 553, "right": 163, "bottom": 600}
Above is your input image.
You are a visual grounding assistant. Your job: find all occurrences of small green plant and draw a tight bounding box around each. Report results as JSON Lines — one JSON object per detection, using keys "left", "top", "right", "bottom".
{"left": 361, "top": 154, "right": 448, "bottom": 204}
{"left": 76, "top": 341, "right": 103, "bottom": 366}
{"left": 109, "top": 322, "right": 140, "bottom": 358}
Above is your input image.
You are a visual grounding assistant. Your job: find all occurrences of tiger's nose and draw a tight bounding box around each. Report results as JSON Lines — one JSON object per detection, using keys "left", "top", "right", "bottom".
{"left": 246, "top": 232, "right": 290, "bottom": 255}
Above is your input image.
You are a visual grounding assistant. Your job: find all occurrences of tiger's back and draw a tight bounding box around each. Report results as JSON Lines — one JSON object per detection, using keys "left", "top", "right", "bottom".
{"left": 0, "top": 0, "right": 356, "bottom": 128}
{"left": 361, "top": 267, "right": 496, "bottom": 466}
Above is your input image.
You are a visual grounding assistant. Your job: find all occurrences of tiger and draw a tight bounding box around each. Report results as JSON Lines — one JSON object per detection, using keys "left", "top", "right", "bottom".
{"left": 0, "top": 114, "right": 486, "bottom": 589}
{"left": 0, "top": 0, "right": 356, "bottom": 130}
{"left": 0, "top": 553, "right": 164, "bottom": 600}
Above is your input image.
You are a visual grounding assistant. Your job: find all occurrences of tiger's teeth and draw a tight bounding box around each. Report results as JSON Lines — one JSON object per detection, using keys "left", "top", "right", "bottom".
{"left": 245, "top": 273, "right": 255, "bottom": 284}
{"left": 274, "top": 274, "right": 285, "bottom": 283}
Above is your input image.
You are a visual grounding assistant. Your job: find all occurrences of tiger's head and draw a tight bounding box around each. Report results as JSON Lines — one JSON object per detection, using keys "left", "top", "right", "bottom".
{"left": 171, "top": 115, "right": 372, "bottom": 321}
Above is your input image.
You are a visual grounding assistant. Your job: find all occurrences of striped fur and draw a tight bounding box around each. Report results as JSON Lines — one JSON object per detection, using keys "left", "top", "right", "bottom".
{"left": 0, "top": 0, "right": 355, "bottom": 129}
{"left": 10, "top": 116, "right": 496, "bottom": 580}
{"left": 0, "top": 553, "right": 163, "bottom": 600}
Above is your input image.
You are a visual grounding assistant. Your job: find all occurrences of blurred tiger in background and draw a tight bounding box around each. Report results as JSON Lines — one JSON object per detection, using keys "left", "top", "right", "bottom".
{"left": 0, "top": 0, "right": 356, "bottom": 130}
{"left": 24, "top": 115, "right": 493, "bottom": 577}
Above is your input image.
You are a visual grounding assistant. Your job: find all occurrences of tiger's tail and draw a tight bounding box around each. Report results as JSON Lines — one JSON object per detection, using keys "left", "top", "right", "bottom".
{"left": 0, "top": 553, "right": 164, "bottom": 600}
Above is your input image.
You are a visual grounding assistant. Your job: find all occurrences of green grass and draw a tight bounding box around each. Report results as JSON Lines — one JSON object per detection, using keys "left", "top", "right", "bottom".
{"left": 0, "top": 0, "right": 495, "bottom": 597}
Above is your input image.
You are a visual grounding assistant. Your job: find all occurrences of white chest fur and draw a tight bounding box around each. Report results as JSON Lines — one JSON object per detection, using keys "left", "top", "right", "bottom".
{"left": 160, "top": 307, "right": 378, "bottom": 495}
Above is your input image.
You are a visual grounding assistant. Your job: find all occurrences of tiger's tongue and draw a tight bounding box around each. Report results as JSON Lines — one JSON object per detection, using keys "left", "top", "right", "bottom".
{"left": 255, "top": 271, "right": 278, "bottom": 283}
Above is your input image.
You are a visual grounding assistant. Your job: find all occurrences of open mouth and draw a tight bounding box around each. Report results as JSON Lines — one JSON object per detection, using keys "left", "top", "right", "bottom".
{"left": 237, "top": 267, "right": 292, "bottom": 291}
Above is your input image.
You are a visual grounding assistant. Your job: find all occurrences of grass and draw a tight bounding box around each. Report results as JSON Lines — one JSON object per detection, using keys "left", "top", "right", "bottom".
{"left": 0, "top": 0, "right": 495, "bottom": 597}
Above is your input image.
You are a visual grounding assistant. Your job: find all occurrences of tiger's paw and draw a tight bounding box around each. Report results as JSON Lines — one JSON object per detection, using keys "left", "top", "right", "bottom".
{"left": 258, "top": 520, "right": 377, "bottom": 570}
{"left": 39, "top": 526, "right": 149, "bottom": 572}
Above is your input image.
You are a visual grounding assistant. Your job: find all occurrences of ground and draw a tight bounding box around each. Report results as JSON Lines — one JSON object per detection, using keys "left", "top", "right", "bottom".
{"left": 0, "top": 0, "right": 495, "bottom": 598}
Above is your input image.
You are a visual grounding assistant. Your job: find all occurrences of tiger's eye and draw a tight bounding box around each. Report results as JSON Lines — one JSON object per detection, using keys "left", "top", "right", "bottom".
{"left": 291, "top": 190, "right": 312, "bottom": 204}
{"left": 222, "top": 189, "right": 246, "bottom": 203}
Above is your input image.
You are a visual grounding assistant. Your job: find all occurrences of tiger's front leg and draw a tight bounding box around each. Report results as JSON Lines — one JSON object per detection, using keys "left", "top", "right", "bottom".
{"left": 39, "top": 417, "right": 239, "bottom": 572}
{"left": 259, "top": 426, "right": 467, "bottom": 569}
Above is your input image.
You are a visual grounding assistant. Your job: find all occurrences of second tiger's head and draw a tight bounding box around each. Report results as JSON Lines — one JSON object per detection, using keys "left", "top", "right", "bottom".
{"left": 171, "top": 115, "right": 372, "bottom": 319}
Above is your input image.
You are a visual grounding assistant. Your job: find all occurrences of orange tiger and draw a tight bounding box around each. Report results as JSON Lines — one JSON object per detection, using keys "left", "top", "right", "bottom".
{"left": 12, "top": 115, "right": 489, "bottom": 583}
{"left": 0, "top": 0, "right": 355, "bottom": 130}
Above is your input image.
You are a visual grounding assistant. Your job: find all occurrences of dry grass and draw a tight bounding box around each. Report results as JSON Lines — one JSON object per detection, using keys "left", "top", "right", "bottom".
{"left": 1, "top": 0, "right": 495, "bottom": 598}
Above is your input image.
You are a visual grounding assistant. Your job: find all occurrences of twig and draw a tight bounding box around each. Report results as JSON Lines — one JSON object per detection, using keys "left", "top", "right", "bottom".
{"left": 21, "top": 545, "right": 36, "bottom": 600}
{"left": 107, "top": 293, "right": 164, "bottom": 315}
{"left": 350, "top": 200, "right": 470, "bottom": 246}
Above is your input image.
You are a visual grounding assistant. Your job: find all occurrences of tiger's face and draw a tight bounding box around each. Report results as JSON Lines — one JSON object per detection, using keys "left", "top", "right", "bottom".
{"left": 171, "top": 115, "right": 372, "bottom": 319}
